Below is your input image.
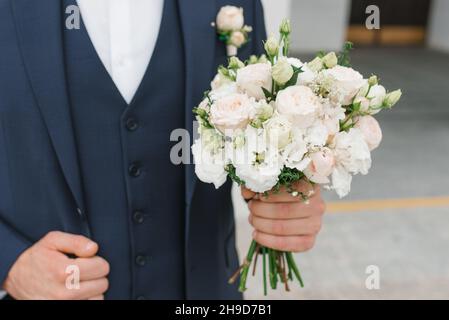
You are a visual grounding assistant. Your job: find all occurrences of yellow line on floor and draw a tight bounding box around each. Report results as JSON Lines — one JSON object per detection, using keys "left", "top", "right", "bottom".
{"left": 327, "top": 196, "right": 449, "bottom": 213}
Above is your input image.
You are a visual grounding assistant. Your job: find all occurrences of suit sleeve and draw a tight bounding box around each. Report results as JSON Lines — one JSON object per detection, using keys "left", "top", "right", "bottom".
{"left": 253, "top": 0, "right": 267, "bottom": 56}
{"left": 0, "top": 219, "right": 30, "bottom": 286}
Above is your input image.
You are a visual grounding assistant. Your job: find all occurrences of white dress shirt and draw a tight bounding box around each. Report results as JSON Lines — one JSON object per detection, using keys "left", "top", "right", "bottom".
{"left": 76, "top": 0, "right": 164, "bottom": 104}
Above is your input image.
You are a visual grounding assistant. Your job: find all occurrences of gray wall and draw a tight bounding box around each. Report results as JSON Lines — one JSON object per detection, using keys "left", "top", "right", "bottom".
{"left": 290, "top": 0, "right": 351, "bottom": 53}
{"left": 428, "top": 0, "right": 449, "bottom": 52}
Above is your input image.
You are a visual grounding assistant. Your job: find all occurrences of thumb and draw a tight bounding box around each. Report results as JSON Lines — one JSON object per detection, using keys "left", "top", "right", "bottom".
{"left": 41, "top": 231, "right": 98, "bottom": 258}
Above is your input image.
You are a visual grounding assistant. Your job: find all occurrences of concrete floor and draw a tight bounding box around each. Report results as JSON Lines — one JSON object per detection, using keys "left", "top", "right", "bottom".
{"left": 233, "top": 48, "right": 449, "bottom": 300}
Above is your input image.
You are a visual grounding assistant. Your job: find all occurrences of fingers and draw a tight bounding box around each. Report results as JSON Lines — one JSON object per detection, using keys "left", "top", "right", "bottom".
{"left": 42, "top": 231, "right": 98, "bottom": 258}
{"left": 71, "top": 278, "right": 109, "bottom": 300}
{"left": 241, "top": 186, "right": 256, "bottom": 201}
{"left": 74, "top": 256, "right": 110, "bottom": 281}
{"left": 248, "top": 200, "right": 315, "bottom": 219}
{"left": 253, "top": 231, "right": 315, "bottom": 252}
{"left": 249, "top": 214, "right": 322, "bottom": 236}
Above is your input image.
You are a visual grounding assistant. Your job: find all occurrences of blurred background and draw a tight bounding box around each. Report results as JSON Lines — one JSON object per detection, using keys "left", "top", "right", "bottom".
{"left": 233, "top": 0, "right": 449, "bottom": 299}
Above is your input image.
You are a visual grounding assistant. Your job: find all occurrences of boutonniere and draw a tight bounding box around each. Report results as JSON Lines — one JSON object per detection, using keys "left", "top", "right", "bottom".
{"left": 213, "top": 6, "right": 252, "bottom": 57}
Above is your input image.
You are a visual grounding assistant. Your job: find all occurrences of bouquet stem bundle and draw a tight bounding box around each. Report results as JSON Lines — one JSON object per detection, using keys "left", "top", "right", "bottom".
{"left": 229, "top": 240, "right": 303, "bottom": 294}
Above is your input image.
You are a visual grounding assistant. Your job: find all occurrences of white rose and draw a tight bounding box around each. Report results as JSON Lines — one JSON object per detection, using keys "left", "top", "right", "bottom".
{"left": 276, "top": 85, "right": 322, "bottom": 128}
{"left": 236, "top": 161, "right": 281, "bottom": 193}
{"left": 209, "top": 93, "right": 255, "bottom": 133}
{"left": 283, "top": 128, "right": 310, "bottom": 171}
{"left": 216, "top": 6, "right": 244, "bottom": 31}
{"left": 230, "top": 31, "right": 246, "bottom": 47}
{"left": 321, "top": 66, "right": 365, "bottom": 105}
{"left": 331, "top": 165, "right": 352, "bottom": 198}
{"left": 191, "top": 139, "right": 227, "bottom": 189}
{"left": 367, "top": 84, "right": 386, "bottom": 111}
{"left": 305, "top": 123, "right": 329, "bottom": 147}
{"left": 264, "top": 114, "right": 292, "bottom": 149}
{"left": 304, "top": 147, "right": 335, "bottom": 184}
{"left": 236, "top": 63, "right": 273, "bottom": 100}
{"left": 233, "top": 127, "right": 281, "bottom": 193}
{"left": 331, "top": 128, "right": 371, "bottom": 175}
{"left": 354, "top": 115, "right": 382, "bottom": 151}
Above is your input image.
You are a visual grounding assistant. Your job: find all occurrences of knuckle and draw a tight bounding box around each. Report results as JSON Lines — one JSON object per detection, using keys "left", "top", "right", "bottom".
{"left": 52, "top": 262, "right": 69, "bottom": 282}
{"left": 44, "top": 231, "right": 62, "bottom": 242}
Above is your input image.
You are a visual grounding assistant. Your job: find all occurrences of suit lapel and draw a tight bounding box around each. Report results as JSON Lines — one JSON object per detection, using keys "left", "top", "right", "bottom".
{"left": 178, "top": 0, "right": 217, "bottom": 207}
{"left": 11, "top": 0, "right": 85, "bottom": 212}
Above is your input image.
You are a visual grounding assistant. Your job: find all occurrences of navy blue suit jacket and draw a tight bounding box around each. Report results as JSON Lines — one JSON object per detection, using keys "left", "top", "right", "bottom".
{"left": 0, "top": 0, "right": 266, "bottom": 299}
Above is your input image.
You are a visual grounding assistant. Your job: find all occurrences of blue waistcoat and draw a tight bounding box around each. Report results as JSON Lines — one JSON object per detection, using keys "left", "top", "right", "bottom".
{"left": 0, "top": 0, "right": 267, "bottom": 300}
{"left": 63, "top": 0, "right": 186, "bottom": 299}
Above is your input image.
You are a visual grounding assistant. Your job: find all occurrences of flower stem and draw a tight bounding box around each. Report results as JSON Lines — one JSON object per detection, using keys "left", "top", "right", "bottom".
{"left": 286, "top": 252, "right": 304, "bottom": 287}
{"left": 262, "top": 247, "right": 267, "bottom": 296}
{"left": 237, "top": 240, "right": 258, "bottom": 292}
{"left": 252, "top": 244, "right": 261, "bottom": 276}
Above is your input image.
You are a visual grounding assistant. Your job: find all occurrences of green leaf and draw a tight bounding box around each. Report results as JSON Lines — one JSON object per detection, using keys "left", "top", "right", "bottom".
{"left": 225, "top": 164, "right": 245, "bottom": 186}
{"left": 262, "top": 87, "right": 274, "bottom": 101}
{"left": 283, "top": 66, "right": 303, "bottom": 89}
{"left": 337, "top": 41, "right": 354, "bottom": 67}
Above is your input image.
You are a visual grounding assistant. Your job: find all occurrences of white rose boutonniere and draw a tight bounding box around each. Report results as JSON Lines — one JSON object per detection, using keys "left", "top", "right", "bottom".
{"left": 214, "top": 6, "right": 252, "bottom": 56}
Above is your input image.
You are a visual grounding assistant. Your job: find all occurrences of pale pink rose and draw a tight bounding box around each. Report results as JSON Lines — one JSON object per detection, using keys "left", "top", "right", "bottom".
{"left": 322, "top": 66, "right": 365, "bottom": 105}
{"left": 275, "top": 85, "right": 322, "bottom": 128}
{"left": 216, "top": 6, "right": 244, "bottom": 31}
{"left": 304, "top": 148, "right": 335, "bottom": 183}
{"left": 236, "top": 63, "right": 272, "bottom": 100}
{"left": 354, "top": 115, "right": 382, "bottom": 151}
{"left": 209, "top": 93, "right": 255, "bottom": 133}
{"left": 230, "top": 31, "right": 245, "bottom": 47}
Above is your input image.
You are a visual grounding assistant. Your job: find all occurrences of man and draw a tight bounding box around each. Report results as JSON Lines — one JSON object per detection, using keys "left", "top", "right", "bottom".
{"left": 0, "top": 0, "right": 325, "bottom": 299}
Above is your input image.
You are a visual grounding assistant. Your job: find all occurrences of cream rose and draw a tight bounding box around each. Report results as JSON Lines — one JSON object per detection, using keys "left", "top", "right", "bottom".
{"left": 209, "top": 93, "right": 255, "bottom": 133}
{"left": 216, "top": 6, "right": 244, "bottom": 31}
{"left": 236, "top": 63, "right": 273, "bottom": 100}
{"left": 321, "top": 66, "right": 365, "bottom": 105}
{"left": 354, "top": 115, "right": 382, "bottom": 151}
{"left": 275, "top": 85, "right": 322, "bottom": 128}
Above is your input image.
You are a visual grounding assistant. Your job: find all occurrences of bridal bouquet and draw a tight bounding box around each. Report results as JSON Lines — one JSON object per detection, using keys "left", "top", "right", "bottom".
{"left": 192, "top": 18, "right": 401, "bottom": 294}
